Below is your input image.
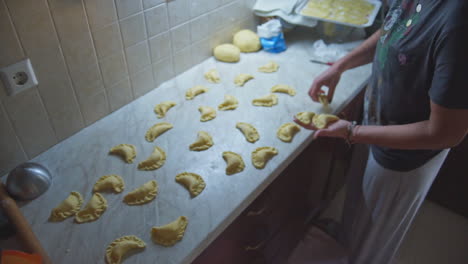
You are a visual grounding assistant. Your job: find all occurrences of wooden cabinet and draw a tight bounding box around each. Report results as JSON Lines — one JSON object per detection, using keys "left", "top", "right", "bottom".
{"left": 192, "top": 89, "right": 366, "bottom": 264}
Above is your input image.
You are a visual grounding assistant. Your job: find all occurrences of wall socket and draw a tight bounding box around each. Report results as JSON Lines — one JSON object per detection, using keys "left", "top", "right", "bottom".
{"left": 0, "top": 58, "right": 39, "bottom": 96}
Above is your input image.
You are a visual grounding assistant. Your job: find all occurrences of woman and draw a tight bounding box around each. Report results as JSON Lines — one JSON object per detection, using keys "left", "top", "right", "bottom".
{"left": 295, "top": 0, "right": 468, "bottom": 263}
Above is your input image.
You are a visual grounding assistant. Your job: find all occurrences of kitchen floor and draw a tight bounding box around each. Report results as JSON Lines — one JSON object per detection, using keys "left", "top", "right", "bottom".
{"left": 312, "top": 187, "right": 468, "bottom": 264}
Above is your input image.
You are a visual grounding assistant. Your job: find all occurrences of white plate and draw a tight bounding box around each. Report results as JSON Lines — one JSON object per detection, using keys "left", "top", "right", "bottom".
{"left": 298, "top": 0, "right": 382, "bottom": 28}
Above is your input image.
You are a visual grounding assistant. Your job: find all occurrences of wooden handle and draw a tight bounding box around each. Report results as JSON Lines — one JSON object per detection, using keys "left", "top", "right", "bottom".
{"left": 0, "top": 183, "right": 52, "bottom": 264}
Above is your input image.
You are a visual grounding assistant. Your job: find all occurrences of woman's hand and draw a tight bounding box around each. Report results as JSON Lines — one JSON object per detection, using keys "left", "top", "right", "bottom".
{"left": 309, "top": 65, "right": 343, "bottom": 103}
{"left": 294, "top": 118, "right": 350, "bottom": 139}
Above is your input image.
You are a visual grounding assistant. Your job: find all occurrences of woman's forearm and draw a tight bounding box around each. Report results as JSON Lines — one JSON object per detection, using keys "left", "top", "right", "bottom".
{"left": 352, "top": 121, "right": 459, "bottom": 150}
{"left": 335, "top": 29, "right": 381, "bottom": 72}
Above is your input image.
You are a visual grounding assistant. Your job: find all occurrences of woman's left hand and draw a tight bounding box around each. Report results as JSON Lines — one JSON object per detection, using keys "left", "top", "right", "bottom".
{"left": 294, "top": 118, "right": 351, "bottom": 139}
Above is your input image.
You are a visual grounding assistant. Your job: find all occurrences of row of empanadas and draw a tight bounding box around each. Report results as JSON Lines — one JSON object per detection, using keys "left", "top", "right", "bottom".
{"left": 295, "top": 112, "right": 339, "bottom": 129}
{"left": 49, "top": 192, "right": 107, "bottom": 224}
{"left": 105, "top": 216, "right": 188, "bottom": 263}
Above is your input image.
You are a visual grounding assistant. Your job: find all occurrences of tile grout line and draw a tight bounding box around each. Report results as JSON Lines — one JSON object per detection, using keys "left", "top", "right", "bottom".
{"left": 43, "top": 0, "right": 86, "bottom": 134}
{"left": 2, "top": 0, "right": 30, "bottom": 159}
{"left": 4, "top": 0, "right": 60, "bottom": 158}
{"left": 0, "top": 99, "right": 28, "bottom": 162}
{"left": 80, "top": 0, "right": 112, "bottom": 115}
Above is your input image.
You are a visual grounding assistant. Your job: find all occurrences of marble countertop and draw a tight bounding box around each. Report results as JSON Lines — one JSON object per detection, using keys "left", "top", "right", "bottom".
{"left": 3, "top": 30, "right": 371, "bottom": 263}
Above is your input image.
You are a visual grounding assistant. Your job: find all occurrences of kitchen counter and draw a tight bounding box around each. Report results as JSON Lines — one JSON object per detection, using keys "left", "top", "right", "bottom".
{"left": 2, "top": 29, "right": 371, "bottom": 263}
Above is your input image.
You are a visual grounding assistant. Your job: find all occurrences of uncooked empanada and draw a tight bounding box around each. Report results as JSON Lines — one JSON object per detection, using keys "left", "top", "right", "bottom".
{"left": 252, "top": 147, "right": 278, "bottom": 169}
{"left": 175, "top": 172, "right": 206, "bottom": 197}
{"left": 189, "top": 131, "right": 213, "bottom": 151}
{"left": 138, "top": 146, "right": 166, "bottom": 170}
{"left": 236, "top": 122, "right": 259, "bottom": 143}
{"left": 109, "top": 144, "right": 136, "bottom": 164}
{"left": 198, "top": 106, "right": 216, "bottom": 122}
{"left": 154, "top": 101, "right": 176, "bottom": 118}
{"left": 145, "top": 122, "right": 173, "bottom": 142}
{"left": 277, "top": 123, "right": 301, "bottom": 142}
{"left": 318, "top": 94, "right": 329, "bottom": 107}
{"left": 258, "top": 61, "right": 279, "bottom": 73}
{"left": 234, "top": 74, "right": 254, "bottom": 86}
{"left": 252, "top": 94, "right": 278, "bottom": 107}
{"left": 123, "top": 180, "right": 158, "bottom": 205}
{"left": 186, "top": 85, "right": 209, "bottom": 100}
{"left": 49, "top": 191, "right": 83, "bottom": 222}
{"left": 222, "top": 151, "right": 245, "bottom": 175}
{"left": 75, "top": 193, "right": 107, "bottom": 223}
{"left": 93, "top": 175, "right": 125, "bottom": 193}
{"left": 295, "top": 112, "right": 316, "bottom": 125}
{"left": 105, "top": 235, "right": 146, "bottom": 264}
{"left": 271, "top": 84, "right": 296, "bottom": 96}
{"left": 218, "top": 95, "right": 239, "bottom": 110}
{"left": 313, "top": 114, "right": 340, "bottom": 129}
{"left": 204, "top": 69, "right": 220, "bottom": 83}
{"left": 151, "top": 216, "right": 188, "bottom": 247}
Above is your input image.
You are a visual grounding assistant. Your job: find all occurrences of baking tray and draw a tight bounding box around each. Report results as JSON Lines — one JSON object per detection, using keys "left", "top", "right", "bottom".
{"left": 298, "top": 0, "right": 382, "bottom": 28}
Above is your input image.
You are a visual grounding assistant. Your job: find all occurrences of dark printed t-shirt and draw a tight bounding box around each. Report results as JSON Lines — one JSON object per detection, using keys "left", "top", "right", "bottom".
{"left": 364, "top": 0, "right": 468, "bottom": 171}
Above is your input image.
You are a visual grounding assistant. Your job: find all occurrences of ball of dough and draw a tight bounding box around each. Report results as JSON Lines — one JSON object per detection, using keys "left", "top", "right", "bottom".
{"left": 233, "top": 29, "right": 261, "bottom": 53}
{"left": 213, "top": 44, "right": 240, "bottom": 63}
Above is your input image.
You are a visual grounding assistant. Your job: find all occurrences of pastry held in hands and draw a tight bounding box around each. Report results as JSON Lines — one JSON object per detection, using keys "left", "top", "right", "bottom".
{"left": 154, "top": 101, "right": 176, "bottom": 118}
{"left": 318, "top": 94, "right": 329, "bottom": 107}
{"left": 175, "top": 172, "right": 206, "bottom": 197}
{"left": 258, "top": 61, "right": 279, "bottom": 73}
{"left": 138, "top": 146, "right": 166, "bottom": 170}
{"left": 151, "top": 216, "right": 188, "bottom": 246}
{"left": 271, "top": 84, "right": 296, "bottom": 96}
{"left": 312, "top": 114, "right": 340, "bottom": 129}
{"left": 123, "top": 180, "right": 158, "bottom": 205}
{"left": 277, "top": 123, "right": 301, "bottom": 142}
{"left": 109, "top": 144, "right": 136, "bottom": 163}
{"left": 236, "top": 122, "right": 260, "bottom": 143}
{"left": 204, "top": 69, "right": 221, "bottom": 83}
{"left": 218, "top": 95, "right": 239, "bottom": 110}
{"left": 252, "top": 94, "right": 278, "bottom": 107}
{"left": 75, "top": 193, "right": 107, "bottom": 224}
{"left": 214, "top": 44, "right": 240, "bottom": 63}
{"left": 105, "top": 235, "right": 146, "bottom": 264}
{"left": 189, "top": 131, "right": 213, "bottom": 151}
{"left": 186, "top": 85, "right": 209, "bottom": 100}
{"left": 198, "top": 106, "right": 216, "bottom": 122}
{"left": 295, "top": 112, "right": 316, "bottom": 125}
{"left": 145, "top": 122, "right": 173, "bottom": 142}
{"left": 93, "top": 174, "right": 125, "bottom": 193}
{"left": 234, "top": 73, "right": 254, "bottom": 87}
{"left": 222, "top": 151, "right": 245, "bottom": 175}
{"left": 252, "top": 147, "right": 278, "bottom": 169}
{"left": 233, "top": 29, "right": 261, "bottom": 53}
{"left": 49, "top": 191, "right": 83, "bottom": 222}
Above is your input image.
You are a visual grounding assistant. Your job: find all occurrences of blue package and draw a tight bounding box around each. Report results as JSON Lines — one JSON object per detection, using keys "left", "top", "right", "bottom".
{"left": 260, "top": 33, "right": 287, "bottom": 53}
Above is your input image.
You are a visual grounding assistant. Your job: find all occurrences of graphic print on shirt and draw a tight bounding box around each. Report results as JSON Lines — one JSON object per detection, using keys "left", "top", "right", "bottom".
{"left": 376, "top": 0, "right": 421, "bottom": 69}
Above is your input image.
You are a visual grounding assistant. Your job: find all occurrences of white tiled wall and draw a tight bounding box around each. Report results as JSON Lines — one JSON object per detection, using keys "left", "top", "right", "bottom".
{"left": 0, "top": 0, "right": 258, "bottom": 175}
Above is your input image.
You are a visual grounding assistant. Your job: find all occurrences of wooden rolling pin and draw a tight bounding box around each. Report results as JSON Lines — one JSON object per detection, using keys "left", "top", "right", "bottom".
{"left": 0, "top": 183, "right": 52, "bottom": 264}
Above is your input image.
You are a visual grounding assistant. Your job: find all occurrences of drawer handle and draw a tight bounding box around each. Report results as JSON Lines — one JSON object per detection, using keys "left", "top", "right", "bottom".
{"left": 245, "top": 240, "right": 266, "bottom": 251}
{"left": 247, "top": 207, "right": 267, "bottom": 216}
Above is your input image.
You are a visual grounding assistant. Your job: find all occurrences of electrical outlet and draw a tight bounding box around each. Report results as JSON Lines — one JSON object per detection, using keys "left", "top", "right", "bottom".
{"left": 0, "top": 58, "right": 38, "bottom": 96}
